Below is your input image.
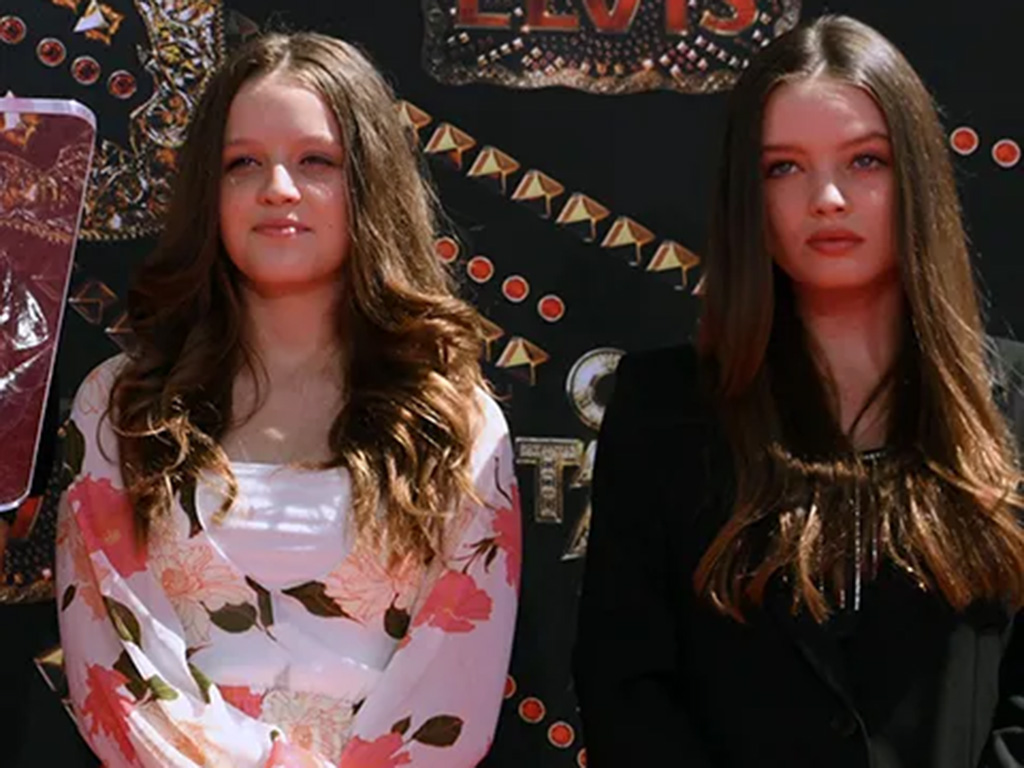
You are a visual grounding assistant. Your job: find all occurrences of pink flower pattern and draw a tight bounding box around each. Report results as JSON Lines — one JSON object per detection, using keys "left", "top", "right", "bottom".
{"left": 266, "top": 738, "right": 325, "bottom": 768}
{"left": 69, "top": 475, "right": 146, "bottom": 578}
{"left": 80, "top": 664, "right": 137, "bottom": 766}
{"left": 339, "top": 733, "right": 412, "bottom": 768}
{"left": 148, "top": 535, "right": 254, "bottom": 646}
{"left": 323, "top": 541, "right": 423, "bottom": 626}
{"left": 492, "top": 485, "right": 522, "bottom": 592}
{"left": 219, "top": 685, "right": 265, "bottom": 718}
{"left": 57, "top": 358, "right": 520, "bottom": 767}
{"left": 262, "top": 689, "right": 355, "bottom": 764}
{"left": 58, "top": 502, "right": 109, "bottom": 620}
{"left": 412, "top": 570, "right": 493, "bottom": 633}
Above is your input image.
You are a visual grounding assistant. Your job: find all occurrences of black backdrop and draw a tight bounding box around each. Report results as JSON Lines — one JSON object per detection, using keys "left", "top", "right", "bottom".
{"left": 1, "top": 1, "right": 1021, "bottom": 766}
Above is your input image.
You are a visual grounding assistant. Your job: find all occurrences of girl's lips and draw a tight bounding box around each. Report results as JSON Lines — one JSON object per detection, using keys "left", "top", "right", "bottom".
{"left": 253, "top": 221, "right": 310, "bottom": 237}
{"left": 807, "top": 229, "right": 863, "bottom": 254}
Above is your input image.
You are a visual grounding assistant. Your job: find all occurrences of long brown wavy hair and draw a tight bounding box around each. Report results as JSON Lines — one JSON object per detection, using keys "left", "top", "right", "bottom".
{"left": 694, "top": 15, "right": 1024, "bottom": 622}
{"left": 109, "top": 32, "right": 485, "bottom": 564}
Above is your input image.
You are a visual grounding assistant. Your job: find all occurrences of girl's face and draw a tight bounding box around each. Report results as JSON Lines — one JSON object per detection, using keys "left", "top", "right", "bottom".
{"left": 219, "top": 72, "right": 350, "bottom": 298}
{"left": 761, "top": 76, "right": 897, "bottom": 298}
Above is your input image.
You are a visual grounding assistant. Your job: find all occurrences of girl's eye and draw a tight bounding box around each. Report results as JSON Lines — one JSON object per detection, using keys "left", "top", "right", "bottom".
{"left": 301, "top": 155, "right": 337, "bottom": 167}
{"left": 852, "top": 153, "right": 887, "bottom": 170}
{"left": 224, "top": 156, "right": 257, "bottom": 172}
{"left": 765, "top": 160, "right": 799, "bottom": 178}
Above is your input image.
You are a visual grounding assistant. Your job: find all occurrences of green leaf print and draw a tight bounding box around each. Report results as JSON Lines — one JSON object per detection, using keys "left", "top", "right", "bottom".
{"left": 411, "top": 715, "right": 463, "bottom": 747}
{"left": 60, "top": 419, "right": 85, "bottom": 491}
{"left": 178, "top": 476, "right": 203, "bottom": 538}
{"left": 384, "top": 603, "right": 411, "bottom": 640}
{"left": 61, "top": 584, "right": 77, "bottom": 612}
{"left": 113, "top": 650, "right": 148, "bottom": 702}
{"left": 188, "top": 662, "right": 213, "bottom": 704}
{"left": 206, "top": 602, "right": 258, "bottom": 633}
{"left": 391, "top": 716, "right": 411, "bottom": 736}
{"left": 245, "top": 576, "right": 275, "bottom": 629}
{"left": 105, "top": 597, "right": 142, "bottom": 645}
{"left": 146, "top": 675, "right": 180, "bottom": 701}
{"left": 281, "top": 581, "right": 354, "bottom": 619}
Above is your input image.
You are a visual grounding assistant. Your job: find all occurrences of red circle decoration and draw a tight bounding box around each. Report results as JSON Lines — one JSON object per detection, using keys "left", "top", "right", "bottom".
{"left": 548, "top": 721, "right": 575, "bottom": 748}
{"left": 467, "top": 255, "right": 494, "bottom": 283}
{"left": 72, "top": 56, "right": 101, "bottom": 86}
{"left": 949, "top": 126, "right": 979, "bottom": 156}
{"left": 107, "top": 70, "right": 138, "bottom": 100}
{"left": 0, "top": 16, "right": 27, "bottom": 45}
{"left": 502, "top": 275, "right": 529, "bottom": 303}
{"left": 503, "top": 675, "right": 516, "bottom": 699}
{"left": 37, "top": 37, "right": 67, "bottom": 67}
{"left": 577, "top": 748, "right": 587, "bottom": 767}
{"left": 434, "top": 236, "right": 460, "bottom": 263}
{"left": 538, "top": 294, "right": 565, "bottom": 322}
{"left": 518, "top": 697, "right": 546, "bottom": 724}
{"left": 992, "top": 139, "right": 1021, "bottom": 169}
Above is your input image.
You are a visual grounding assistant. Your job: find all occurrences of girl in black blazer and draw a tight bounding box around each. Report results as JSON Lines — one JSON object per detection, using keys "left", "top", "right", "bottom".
{"left": 574, "top": 15, "right": 1024, "bottom": 768}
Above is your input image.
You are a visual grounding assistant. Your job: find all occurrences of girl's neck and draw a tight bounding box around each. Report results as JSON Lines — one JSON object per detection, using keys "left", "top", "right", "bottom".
{"left": 239, "top": 279, "right": 344, "bottom": 384}
{"left": 793, "top": 271, "right": 904, "bottom": 448}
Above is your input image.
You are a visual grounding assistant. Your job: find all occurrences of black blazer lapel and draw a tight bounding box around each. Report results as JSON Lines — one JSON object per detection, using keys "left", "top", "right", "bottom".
{"left": 684, "top": 368, "right": 859, "bottom": 711}
{"left": 764, "top": 579, "right": 857, "bottom": 709}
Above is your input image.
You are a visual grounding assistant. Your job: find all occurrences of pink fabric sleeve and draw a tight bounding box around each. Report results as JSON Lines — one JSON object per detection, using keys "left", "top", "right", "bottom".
{"left": 337, "top": 392, "right": 522, "bottom": 767}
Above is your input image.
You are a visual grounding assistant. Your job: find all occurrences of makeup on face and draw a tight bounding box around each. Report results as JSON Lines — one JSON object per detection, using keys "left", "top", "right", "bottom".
{"left": 760, "top": 76, "right": 897, "bottom": 295}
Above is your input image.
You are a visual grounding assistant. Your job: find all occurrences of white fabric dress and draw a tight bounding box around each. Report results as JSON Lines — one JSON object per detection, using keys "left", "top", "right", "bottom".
{"left": 56, "top": 355, "right": 522, "bottom": 767}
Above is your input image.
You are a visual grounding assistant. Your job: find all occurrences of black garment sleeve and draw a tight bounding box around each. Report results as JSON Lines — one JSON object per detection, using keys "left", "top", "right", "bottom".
{"left": 572, "top": 352, "right": 714, "bottom": 767}
{"left": 982, "top": 339, "right": 1024, "bottom": 767}
{"left": 981, "top": 610, "right": 1024, "bottom": 767}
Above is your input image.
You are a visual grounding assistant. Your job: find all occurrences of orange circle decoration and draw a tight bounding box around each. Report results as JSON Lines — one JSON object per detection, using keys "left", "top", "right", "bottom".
{"left": 949, "top": 126, "right": 979, "bottom": 156}
{"left": 537, "top": 294, "right": 565, "bottom": 322}
{"left": 503, "top": 675, "right": 516, "bottom": 700}
{"left": 434, "top": 236, "right": 460, "bottom": 263}
{"left": 577, "top": 748, "right": 587, "bottom": 767}
{"left": 107, "top": 70, "right": 138, "bottom": 100}
{"left": 518, "top": 697, "right": 546, "bottom": 724}
{"left": 37, "top": 37, "right": 67, "bottom": 67}
{"left": 72, "top": 56, "right": 102, "bottom": 86}
{"left": 502, "top": 275, "right": 530, "bottom": 303}
{"left": 0, "top": 16, "right": 27, "bottom": 45}
{"left": 467, "top": 255, "right": 494, "bottom": 283}
{"left": 548, "top": 721, "right": 575, "bottom": 749}
{"left": 992, "top": 139, "right": 1021, "bottom": 169}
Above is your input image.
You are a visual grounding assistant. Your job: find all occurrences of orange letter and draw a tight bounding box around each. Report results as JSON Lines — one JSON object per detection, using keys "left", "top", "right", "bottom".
{"left": 701, "top": 0, "right": 757, "bottom": 36}
{"left": 527, "top": 0, "right": 580, "bottom": 31}
{"left": 665, "top": 0, "right": 689, "bottom": 35}
{"left": 582, "top": 0, "right": 642, "bottom": 33}
{"left": 456, "top": 0, "right": 511, "bottom": 29}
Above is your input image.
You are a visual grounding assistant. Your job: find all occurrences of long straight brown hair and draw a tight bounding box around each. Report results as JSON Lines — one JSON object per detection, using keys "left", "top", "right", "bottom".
{"left": 110, "top": 33, "right": 485, "bottom": 564}
{"left": 694, "top": 15, "right": 1024, "bottom": 622}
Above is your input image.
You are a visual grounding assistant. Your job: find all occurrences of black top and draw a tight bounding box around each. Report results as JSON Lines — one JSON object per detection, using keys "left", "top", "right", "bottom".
{"left": 573, "top": 338, "right": 1024, "bottom": 768}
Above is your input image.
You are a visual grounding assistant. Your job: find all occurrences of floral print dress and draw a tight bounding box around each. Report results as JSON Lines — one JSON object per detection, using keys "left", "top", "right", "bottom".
{"left": 56, "top": 356, "right": 521, "bottom": 768}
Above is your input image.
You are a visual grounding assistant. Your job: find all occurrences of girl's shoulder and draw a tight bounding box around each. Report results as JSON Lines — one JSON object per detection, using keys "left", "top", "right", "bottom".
{"left": 470, "top": 386, "right": 512, "bottom": 458}
{"left": 68, "top": 353, "right": 132, "bottom": 437}
{"left": 72, "top": 353, "right": 131, "bottom": 406}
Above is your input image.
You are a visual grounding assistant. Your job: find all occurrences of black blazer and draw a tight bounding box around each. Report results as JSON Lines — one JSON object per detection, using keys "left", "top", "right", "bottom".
{"left": 574, "top": 339, "right": 1024, "bottom": 768}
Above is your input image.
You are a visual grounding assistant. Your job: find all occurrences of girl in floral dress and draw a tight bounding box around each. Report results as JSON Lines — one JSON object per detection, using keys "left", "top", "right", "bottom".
{"left": 56, "top": 32, "right": 520, "bottom": 768}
